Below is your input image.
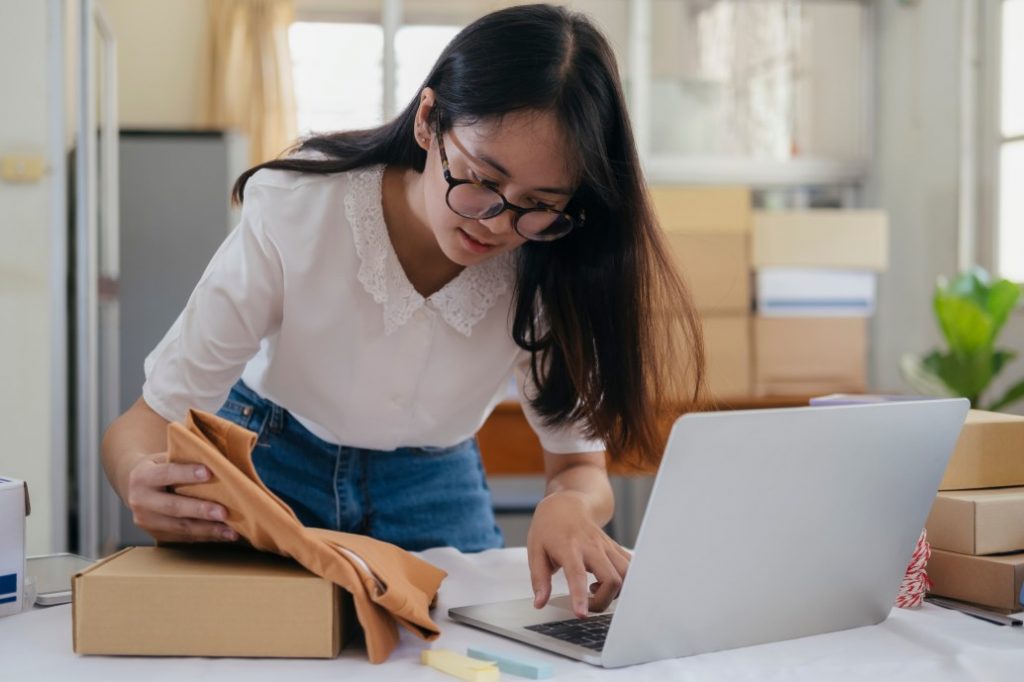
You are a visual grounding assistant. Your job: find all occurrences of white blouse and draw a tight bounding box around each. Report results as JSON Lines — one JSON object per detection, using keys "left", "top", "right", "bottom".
{"left": 142, "top": 164, "right": 605, "bottom": 454}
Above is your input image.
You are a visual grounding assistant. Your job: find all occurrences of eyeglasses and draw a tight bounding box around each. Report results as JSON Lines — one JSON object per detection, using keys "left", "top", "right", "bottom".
{"left": 434, "top": 118, "right": 584, "bottom": 242}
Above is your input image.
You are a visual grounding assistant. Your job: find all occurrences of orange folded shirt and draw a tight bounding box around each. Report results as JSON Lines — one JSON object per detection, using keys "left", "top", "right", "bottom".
{"left": 167, "top": 408, "right": 448, "bottom": 663}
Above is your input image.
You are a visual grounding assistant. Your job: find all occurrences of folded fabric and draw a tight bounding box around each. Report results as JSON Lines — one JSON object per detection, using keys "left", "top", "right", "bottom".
{"left": 166, "top": 409, "right": 448, "bottom": 663}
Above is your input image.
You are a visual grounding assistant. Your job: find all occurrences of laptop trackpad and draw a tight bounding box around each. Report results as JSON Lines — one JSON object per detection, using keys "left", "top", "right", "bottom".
{"left": 546, "top": 594, "right": 617, "bottom": 616}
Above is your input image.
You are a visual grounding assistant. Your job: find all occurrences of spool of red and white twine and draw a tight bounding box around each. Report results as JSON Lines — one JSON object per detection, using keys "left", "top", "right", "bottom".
{"left": 895, "top": 529, "right": 932, "bottom": 608}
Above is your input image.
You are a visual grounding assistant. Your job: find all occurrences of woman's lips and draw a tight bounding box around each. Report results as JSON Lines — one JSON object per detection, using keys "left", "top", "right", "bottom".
{"left": 457, "top": 227, "right": 497, "bottom": 253}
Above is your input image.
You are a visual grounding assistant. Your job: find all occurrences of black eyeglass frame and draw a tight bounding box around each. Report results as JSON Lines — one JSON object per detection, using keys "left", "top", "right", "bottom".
{"left": 433, "top": 117, "right": 585, "bottom": 242}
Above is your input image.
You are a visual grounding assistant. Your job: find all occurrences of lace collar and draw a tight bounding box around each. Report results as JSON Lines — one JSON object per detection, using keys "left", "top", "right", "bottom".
{"left": 343, "top": 164, "right": 516, "bottom": 337}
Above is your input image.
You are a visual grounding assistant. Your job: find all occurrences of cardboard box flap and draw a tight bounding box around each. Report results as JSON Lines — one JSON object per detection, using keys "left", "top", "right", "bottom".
{"left": 87, "top": 543, "right": 317, "bottom": 579}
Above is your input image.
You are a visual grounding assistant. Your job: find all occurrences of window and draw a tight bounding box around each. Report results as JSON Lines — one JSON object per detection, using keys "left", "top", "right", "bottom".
{"left": 287, "top": 0, "right": 868, "bottom": 190}
{"left": 395, "top": 25, "right": 461, "bottom": 112}
{"left": 289, "top": 22, "right": 384, "bottom": 134}
{"left": 998, "top": 0, "right": 1024, "bottom": 281}
{"left": 647, "top": 0, "right": 868, "bottom": 163}
{"left": 288, "top": 19, "right": 458, "bottom": 135}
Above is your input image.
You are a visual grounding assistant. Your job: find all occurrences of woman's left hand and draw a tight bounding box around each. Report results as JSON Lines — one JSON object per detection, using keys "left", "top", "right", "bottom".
{"left": 527, "top": 490, "right": 632, "bottom": 619}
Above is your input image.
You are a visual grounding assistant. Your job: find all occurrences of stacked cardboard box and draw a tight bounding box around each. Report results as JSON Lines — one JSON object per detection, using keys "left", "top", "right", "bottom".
{"left": 924, "top": 410, "right": 1024, "bottom": 613}
{"left": 0, "top": 476, "right": 29, "bottom": 618}
{"left": 649, "top": 186, "right": 752, "bottom": 398}
{"left": 751, "top": 210, "right": 889, "bottom": 396}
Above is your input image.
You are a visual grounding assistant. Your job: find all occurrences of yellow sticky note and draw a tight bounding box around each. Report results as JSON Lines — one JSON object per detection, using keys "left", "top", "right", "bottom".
{"left": 421, "top": 649, "right": 501, "bottom": 682}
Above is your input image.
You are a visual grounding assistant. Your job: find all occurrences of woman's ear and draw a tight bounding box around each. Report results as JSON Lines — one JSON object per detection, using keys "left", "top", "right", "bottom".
{"left": 414, "top": 88, "right": 437, "bottom": 152}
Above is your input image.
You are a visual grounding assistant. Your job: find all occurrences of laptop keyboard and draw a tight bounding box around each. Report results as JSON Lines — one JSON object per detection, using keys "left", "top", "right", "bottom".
{"left": 524, "top": 612, "right": 613, "bottom": 651}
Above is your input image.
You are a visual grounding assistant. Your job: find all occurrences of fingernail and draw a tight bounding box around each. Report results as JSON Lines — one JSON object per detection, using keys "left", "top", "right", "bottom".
{"left": 210, "top": 506, "right": 225, "bottom": 520}
{"left": 194, "top": 466, "right": 208, "bottom": 480}
{"left": 221, "top": 528, "right": 237, "bottom": 540}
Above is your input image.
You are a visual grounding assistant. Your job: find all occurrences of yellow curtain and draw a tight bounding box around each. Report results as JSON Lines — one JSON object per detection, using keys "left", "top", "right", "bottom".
{"left": 205, "top": 0, "right": 298, "bottom": 166}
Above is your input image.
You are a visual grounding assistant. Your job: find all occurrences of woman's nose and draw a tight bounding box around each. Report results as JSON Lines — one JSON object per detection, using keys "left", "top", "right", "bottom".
{"left": 477, "top": 208, "right": 516, "bottom": 235}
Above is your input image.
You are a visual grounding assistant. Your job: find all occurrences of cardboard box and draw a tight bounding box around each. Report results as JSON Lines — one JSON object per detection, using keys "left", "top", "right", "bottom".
{"left": 649, "top": 186, "right": 751, "bottom": 233}
{"left": 939, "top": 410, "right": 1024, "bottom": 491}
{"left": 0, "top": 476, "right": 29, "bottom": 618}
{"left": 926, "top": 487, "right": 1024, "bottom": 555}
{"left": 753, "top": 317, "right": 867, "bottom": 396}
{"left": 73, "top": 545, "right": 351, "bottom": 657}
{"left": 756, "top": 268, "right": 876, "bottom": 317}
{"left": 927, "top": 549, "right": 1024, "bottom": 613}
{"left": 752, "top": 210, "right": 889, "bottom": 270}
{"left": 666, "top": 232, "right": 751, "bottom": 314}
{"left": 704, "top": 315, "right": 752, "bottom": 397}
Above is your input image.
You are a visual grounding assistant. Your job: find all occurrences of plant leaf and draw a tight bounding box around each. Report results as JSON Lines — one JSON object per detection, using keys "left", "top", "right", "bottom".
{"left": 985, "top": 279, "right": 1022, "bottom": 340}
{"left": 930, "top": 350, "right": 993, "bottom": 402}
{"left": 986, "top": 377, "right": 1024, "bottom": 412}
{"left": 947, "top": 267, "right": 990, "bottom": 309}
{"left": 900, "top": 353, "right": 957, "bottom": 397}
{"left": 993, "top": 349, "right": 1018, "bottom": 377}
{"left": 933, "top": 293, "right": 993, "bottom": 356}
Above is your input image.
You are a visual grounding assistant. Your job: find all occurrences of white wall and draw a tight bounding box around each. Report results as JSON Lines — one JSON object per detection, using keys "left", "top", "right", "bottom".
{"left": 0, "top": 0, "right": 55, "bottom": 555}
{"left": 99, "top": 0, "right": 209, "bottom": 128}
{"left": 868, "top": 0, "right": 1024, "bottom": 415}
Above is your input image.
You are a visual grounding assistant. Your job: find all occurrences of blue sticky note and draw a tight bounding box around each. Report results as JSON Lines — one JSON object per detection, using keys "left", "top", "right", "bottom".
{"left": 467, "top": 646, "right": 554, "bottom": 679}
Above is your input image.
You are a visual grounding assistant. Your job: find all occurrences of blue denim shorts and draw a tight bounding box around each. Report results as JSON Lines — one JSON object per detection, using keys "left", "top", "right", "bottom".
{"left": 215, "top": 379, "right": 504, "bottom": 553}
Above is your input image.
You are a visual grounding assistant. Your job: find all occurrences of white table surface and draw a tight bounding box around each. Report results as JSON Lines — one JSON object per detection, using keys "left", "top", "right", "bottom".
{"left": 1, "top": 546, "right": 1022, "bottom": 681}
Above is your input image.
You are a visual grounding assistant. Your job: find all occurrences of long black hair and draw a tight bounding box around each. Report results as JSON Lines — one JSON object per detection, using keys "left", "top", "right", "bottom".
{"left": 233, "top": 3, "right": 705, "bottom": 466}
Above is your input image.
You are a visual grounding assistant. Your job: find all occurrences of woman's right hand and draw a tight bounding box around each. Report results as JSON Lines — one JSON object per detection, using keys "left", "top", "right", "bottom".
{"left": 125, "top": 453, "right": 239, "bottom": 543}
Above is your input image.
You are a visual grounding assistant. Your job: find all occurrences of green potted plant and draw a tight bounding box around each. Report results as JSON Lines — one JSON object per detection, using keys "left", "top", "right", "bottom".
{"left": 901, "top": 267, "right": 1024, "bottom": 411}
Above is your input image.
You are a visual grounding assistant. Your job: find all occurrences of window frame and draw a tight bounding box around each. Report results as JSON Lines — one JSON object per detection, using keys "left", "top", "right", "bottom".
{"left": 291, "top": 0, "right": 875, "bottom": 193}
{"left": 979, "top": 0, "right": 1024, "bottom": 285}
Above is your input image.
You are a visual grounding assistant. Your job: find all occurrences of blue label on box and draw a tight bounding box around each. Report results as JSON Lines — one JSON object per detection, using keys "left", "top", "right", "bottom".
{"left": 0, "top": 573, "right": 16, "bottom": 603}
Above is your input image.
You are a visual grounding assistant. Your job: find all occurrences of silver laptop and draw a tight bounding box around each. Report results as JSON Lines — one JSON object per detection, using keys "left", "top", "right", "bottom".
{"left": 449, "top": 399, "right": 970, "bottom": 668}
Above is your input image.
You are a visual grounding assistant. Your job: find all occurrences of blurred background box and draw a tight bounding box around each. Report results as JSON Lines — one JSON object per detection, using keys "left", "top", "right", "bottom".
{"left": 926, "top": 549, "right": 1024, "bottom": 613}
{"left": 73, "top": 545, "right": 348, "bottom": 657}
{"left": 756, "top": 268, "right": 876, "bottom": 317}
{"left": 926, "top": 487, "right": 1024, "bottom": 555}
{"left": 939, "top": 411, "right": 1024, "bottom": 491}
{"left": 665, "top": 232, "right": 750, "bottom": 315}
{"left": 752, "top": 210, "right": 889, "bottom": 270}
{"left": 0, "top": 477, "right": 29, "bottom": 618}
{"left": 703, "top": 315, "right": 753, "bottom": 397}
{"left": 649, "top": 186, "right": 751, "bottom": 233}
{"left": 754, "top": 317, "right": 867, "bottom": 396}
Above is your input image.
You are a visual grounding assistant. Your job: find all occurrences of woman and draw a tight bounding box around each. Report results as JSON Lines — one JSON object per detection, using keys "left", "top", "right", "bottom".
{"left": 101, "top": 3, "right": 704, "bottom": 621}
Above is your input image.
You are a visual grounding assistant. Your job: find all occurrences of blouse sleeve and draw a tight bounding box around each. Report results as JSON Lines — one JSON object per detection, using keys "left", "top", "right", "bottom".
{"left": 142, "top": 177, "right": 284, "bottom": 422}
{"left": 513, "top": 352, "right": 607, "bottom": 454}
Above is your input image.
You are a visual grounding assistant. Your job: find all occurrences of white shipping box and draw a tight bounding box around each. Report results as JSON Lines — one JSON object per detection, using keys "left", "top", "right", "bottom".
{"left": 0, "top": 476, "right": 29, "bottom": 617}
{"left": 756, "top": 268, "right": 876, "bottom": 317}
